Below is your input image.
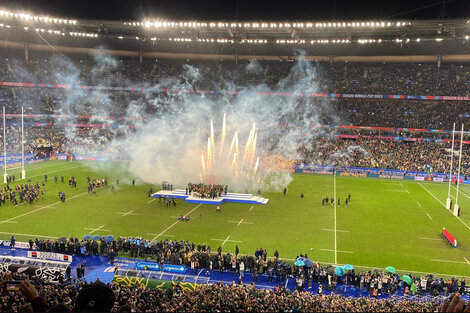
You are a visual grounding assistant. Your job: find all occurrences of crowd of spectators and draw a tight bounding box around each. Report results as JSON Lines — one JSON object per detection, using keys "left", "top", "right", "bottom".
{"left": 2, "top": 233, "right": 468, "bottom": 312}
{"left": 27, "top": 235, "right": 469, "bottom": 300}
{"left": 297, "top": 137, "right": 470, "bottom": 175}
{"left": 0, "top": 273, "right": 452, "bottom": 312}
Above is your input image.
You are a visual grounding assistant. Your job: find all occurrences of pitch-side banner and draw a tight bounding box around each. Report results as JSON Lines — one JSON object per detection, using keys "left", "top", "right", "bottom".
{"left": 27, "top": 251, "right": 72, "bottom": 263}
{"left": 0, "top": 240, "right": 31, "bottom": 250}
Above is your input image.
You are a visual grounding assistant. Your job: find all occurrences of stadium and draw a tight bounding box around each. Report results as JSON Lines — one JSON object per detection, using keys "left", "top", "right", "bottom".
{"left": 0, "top": 0, "right": 469, "bottom": 311}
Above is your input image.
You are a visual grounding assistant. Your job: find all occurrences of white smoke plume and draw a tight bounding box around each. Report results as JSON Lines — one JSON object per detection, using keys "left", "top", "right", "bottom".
{"left": 11, "top": 50, "right": 344, "bottom": 192}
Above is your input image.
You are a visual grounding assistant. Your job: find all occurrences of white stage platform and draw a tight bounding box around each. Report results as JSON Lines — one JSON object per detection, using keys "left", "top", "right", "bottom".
{"left": 152, "top": 189, "right": 269, "bottom": 205}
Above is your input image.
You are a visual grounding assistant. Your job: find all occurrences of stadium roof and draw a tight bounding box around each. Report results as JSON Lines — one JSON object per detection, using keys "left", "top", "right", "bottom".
{"left": 1, "top": 8, "right": 470, "bottom": 60}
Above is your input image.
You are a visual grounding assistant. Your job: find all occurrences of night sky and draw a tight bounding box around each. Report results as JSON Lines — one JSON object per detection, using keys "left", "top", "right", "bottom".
{"left": 0, "top": 0, "right": 469, "bottom": 21}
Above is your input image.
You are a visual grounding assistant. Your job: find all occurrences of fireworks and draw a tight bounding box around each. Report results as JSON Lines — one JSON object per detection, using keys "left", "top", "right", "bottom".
{"left": 200, "top": 114, "right": 259, "bottom": 185}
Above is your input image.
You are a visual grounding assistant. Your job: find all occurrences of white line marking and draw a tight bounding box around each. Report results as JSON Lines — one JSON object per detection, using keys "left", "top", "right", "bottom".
{"left": 249, "top": 205, "right": 254, "bottom": 212}
{"left": 228, "top": 220, "right": 254, "bottom": 225}
{"left": 17, "top": 164, "right": 83, "bottom": 182}
{"left": 450, "top": 194, "right": 457, "bottom": 201}
{"left": 451, "top": 185, "right": 470, "bottom": 200}
{"left": 431, "top": 259, "right": 468, "bottom": 264}
{"left": 8, "top": 161, "right": 82, "bottom": 177}
{"left": 399, "top": 182, "right": 404, "bottom": 187}
{"left": 84, "top": 225, "right": 110, "bottom": 233}
{"left": 464, "top": 257, "right": 470, "bottom": 265}
{"left": 416, "top": 201, "right": 422, "bottom": 207}
{"left": 0, "top": 191, "right": 89, "bottom": 224}
{"left": 321, "top": 229, "right": 350, "bottom": 233}
{"left": 405, "top": 189, "right": 410, "bottom": 194}
{"left": 222, "top": 235, "right": 231, "bottom": 246}
{"left": 151, "top": 203, "right": 202, "bottom": 240}
{"left": 426, "top": 213, "right": 433, "bottom": 220}
{"left": 419, "top": 183, "right": 470, "bottom": 230}
{"left": 146, "top": 233, "right": 174, "bottom": 237}
{"left": 0, "top": 231, "right": 55, "bottom": 239}
{"left": 417, "top": 237, "right": 441, "bottom": 241}
{"left": 419, "top": 183, "right": 446, "bottom": 206}
{"left": 211, "top": 238, "right": 243, "bottom": 244}
{"left": 0, "top": 221, "right": 17, "bottom": 224}
{"left": 115, "top": 210, "right": 137, "bottom": 217}
{"left": 320, "top": 248, "right": 353, "bottom": 254}
{"left": 147, "top": 199, "right": 156, "bottom": 204}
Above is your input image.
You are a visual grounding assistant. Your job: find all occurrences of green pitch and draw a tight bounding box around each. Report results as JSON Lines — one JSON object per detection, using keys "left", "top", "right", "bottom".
{"left": 0, "top": 160, "right": 469, "bottom": 278}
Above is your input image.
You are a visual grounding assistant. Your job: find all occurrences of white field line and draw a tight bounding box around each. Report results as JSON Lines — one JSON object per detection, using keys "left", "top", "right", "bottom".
{"left": 147, "top": 199, "right": 156, "bottom": 204}
{"left": 0, "top": 191, "right": 89, "bottom": 224}
{"left": 464, "top": 257, "right": 470, "bottom": 265}
{"left": 221, "top": 235, "right": 231, "bottom": 246}
{"left": 115, "top": 210, "right": 138, "bottom": 217}
{"left": 418, "top": 183, "right": 445, "bottom": 206}
{"left": 320, "top": 248, "right": 353, "bottom": 254}
{"left": 146, "top": 233, "right": 174, "bottom": 237}
{"left": 418, "top": 183, "right": 470, "bottom": 230}
{"left": 416, "top": 201, "right": 422, "bottom": 207}
{"left": 451, "top": 185, "right": 470, "bottom": 200}
{"left": 17, "top": 164, "right": 83, "bottom": 182}
{"left": 151, "top": 204, "right": 202, "bottom": 240}
{"left": 211, "top": 238, "right": 242, "bottom": 244}
{"left": 399, "top": 182, "right": 404, "bottom": 187}
{"left": 405, "top": 189, "right": 410, "bottom": 194}
{"left": 0, "top": 230, "right": 57, "bottom": 238}
{"left": 0, "top": 221, "right": 17, "bottom": 224}
{"left": 321, "top": 229, "right": 350, "bottom": 233}
{"left": 450, "top": 194, "right": 457, "bottom": 201}
{"left": 249, "top": 205, "right": 254, "bottom": 212}
{"left": 227, "top": 220, "right": 254, "bottom": 225}
{"left": 431, "top": 259, "right": 468, "bottom": 264}
{"left": 84, "top": 225, "right": 110, "bottom": 233}
{"left": 7, "top": 160, "right": 77, "bottom": 175}
{"left": 417, "top": 237, "right": 441, "bottom": 241}
{"left": 426, "top": 213, "right": 433, "bottom": 220}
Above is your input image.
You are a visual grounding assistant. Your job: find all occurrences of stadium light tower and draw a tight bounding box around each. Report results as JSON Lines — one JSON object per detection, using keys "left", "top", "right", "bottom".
{"left": 446, "top": 123, "right": 456, "bottom": 210}
{"left": 453, "top": 124, "right": 464, "bottom": 217}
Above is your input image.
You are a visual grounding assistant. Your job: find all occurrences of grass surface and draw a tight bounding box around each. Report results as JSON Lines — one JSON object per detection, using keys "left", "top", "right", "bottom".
{"left": 0, "top": 160, "right": 469, "bottom": 277}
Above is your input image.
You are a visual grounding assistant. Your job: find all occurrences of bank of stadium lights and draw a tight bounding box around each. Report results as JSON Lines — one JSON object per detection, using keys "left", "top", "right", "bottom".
{"left": 240, "top": 39, "right": 267, "bottom": 44}
{"left": 358, "top": 39, "right": 382, "bottom": 44}
{"left": 197, "top": 38, "right": 234, "bottom": 43}
{"left": 141, "top": 20, "right": 410, "bottom": 29}
{"left": 0, "top": 10, "right": 77, "bottom": 25}
{"left": 69, "top": 32, "right": 98, "bottom": 38}
{"left": 169, "top": 37, "right": 192, "bottom": 42}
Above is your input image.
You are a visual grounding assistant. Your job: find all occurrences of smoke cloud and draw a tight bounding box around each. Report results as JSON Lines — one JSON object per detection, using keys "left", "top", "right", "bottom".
{"left": 11, "top": 50, "right": 341, "bottom": 192}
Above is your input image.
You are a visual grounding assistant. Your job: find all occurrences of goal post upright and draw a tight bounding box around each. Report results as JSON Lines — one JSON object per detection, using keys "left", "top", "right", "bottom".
{"left": 446, "top": 123, "right": 456, "bottom": 210}
{"left": 453, "top": 124, "right": 464, "bottom": 217}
